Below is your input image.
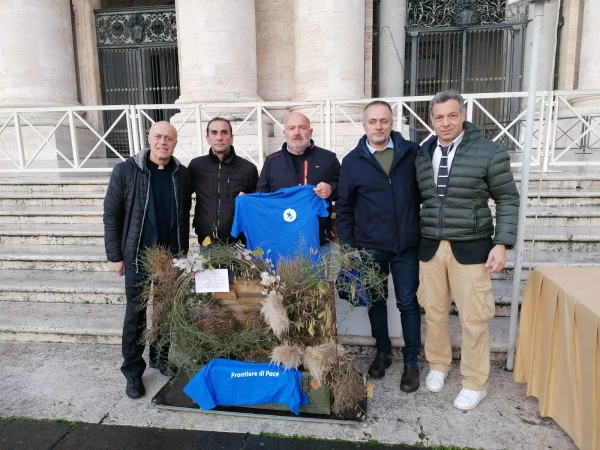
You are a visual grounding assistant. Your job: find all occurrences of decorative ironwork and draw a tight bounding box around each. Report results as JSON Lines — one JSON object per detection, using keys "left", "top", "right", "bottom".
{"left": 95, "top": 7, "right": 176, "bottom": 47}
{"left": 407, "top": 0, "right": 528, "bottom": 29}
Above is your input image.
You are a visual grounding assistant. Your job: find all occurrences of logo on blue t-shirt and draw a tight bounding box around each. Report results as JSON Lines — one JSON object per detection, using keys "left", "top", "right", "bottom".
{"left": 231, "top": 185, "right": 329, "bottom": 264}
{"left": 283, "top": 208, "right": 297, "bottom": 222}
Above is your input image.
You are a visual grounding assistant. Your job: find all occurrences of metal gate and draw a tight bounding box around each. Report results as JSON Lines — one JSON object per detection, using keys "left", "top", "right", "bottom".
{"left": 95, "top": 6, "right": 179, "bottom": 156}
{"left": 404, "top": 0, "right": 529, "bottom": 147}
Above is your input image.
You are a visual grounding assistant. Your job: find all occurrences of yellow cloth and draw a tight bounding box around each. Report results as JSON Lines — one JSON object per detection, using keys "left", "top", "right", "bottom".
{"left": 514, "top": 267, "right": 600, "bottom": 450}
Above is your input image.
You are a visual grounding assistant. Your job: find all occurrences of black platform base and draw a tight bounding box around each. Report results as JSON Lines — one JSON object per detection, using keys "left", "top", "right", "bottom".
{"left": 151, "top": 371, "right": 367, "bottom": 425}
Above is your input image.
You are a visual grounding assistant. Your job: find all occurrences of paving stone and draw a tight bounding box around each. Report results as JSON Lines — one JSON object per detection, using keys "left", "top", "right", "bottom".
{"left": 0, "top": 419, "right": 70, "bottom": 450}
{"left": 53, "top": 424, "right": 246, "bottom": 450}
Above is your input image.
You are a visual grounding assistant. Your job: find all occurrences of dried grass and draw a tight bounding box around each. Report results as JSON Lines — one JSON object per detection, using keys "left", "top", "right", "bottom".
{"left": 329, "top": 358, "right": 366, "bottom": 416}
{"left": 260, "top": 291, "right": 289, "bottom": 338}
{"left": 270, "top": 344, "right": 303, "bottom": 369}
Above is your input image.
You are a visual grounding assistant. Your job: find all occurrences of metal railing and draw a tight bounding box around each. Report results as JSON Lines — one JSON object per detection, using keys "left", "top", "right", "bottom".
{"left": 0, "top": 90, "right": 598, "bottom": 173}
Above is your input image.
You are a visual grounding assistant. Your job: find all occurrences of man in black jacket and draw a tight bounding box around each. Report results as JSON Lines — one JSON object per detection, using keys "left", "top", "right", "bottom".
{"left": 104, "top": 121, "right": 191, "bottom": 399}
{"left": 257, "top": 112, "right": 340, "bottom": 246}
{"left": 188, "top": 117, "right": 258, "bottom": 243}
{"left": 336, "top": 101, "right": 422, "bottom": 393}
{"left": 415, "top": 90, "right": 519, "bottom": 410}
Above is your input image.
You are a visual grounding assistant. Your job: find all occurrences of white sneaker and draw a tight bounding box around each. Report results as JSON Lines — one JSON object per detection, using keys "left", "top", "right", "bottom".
{"left": 425, "top": 370, "right": 447, "bottom": 392}
{"left": 453, "top": 388, "right": 488, "bottom": 410}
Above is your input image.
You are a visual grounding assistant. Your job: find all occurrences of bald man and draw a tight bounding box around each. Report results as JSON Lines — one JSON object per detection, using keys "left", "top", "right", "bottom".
{"left": 257, "top": 112, "right": 340, "bottom": 247}
{"left": 104, "top": 121, "right": 192, "bottom": 399}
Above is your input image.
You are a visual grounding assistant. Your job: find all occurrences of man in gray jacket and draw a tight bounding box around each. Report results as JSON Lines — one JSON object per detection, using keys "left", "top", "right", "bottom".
{"left": 104, "top": 121, "right": 191, "bottom": 399}
{"left": 415, "top": 90, "right": 519, "bottom": 410}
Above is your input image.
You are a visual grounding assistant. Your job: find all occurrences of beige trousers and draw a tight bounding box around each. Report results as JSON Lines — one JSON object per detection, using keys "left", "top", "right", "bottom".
{"left": 417, "top": 240, "right": 495, "bottom": 391}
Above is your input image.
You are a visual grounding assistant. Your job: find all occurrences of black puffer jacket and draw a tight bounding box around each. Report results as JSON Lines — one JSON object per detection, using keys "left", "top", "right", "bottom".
{"left": 415, "top": 121, "right": 519, "bottom": 247}
{"left": 103, "top": 149, "right": 192, "bottom": 273}
{"left": 257, "top": 140, "right": 340, "bottom": 244}
{"left": 188, "top": 146, "right": 258, "bottom": 243}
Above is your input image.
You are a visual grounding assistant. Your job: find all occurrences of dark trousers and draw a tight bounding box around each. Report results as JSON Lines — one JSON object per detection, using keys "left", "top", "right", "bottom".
{"left": 367, "top": 248, "right": 421, "bottom": 366}
{"left": 121, "top": 277, "right": 169, "bottom": 379}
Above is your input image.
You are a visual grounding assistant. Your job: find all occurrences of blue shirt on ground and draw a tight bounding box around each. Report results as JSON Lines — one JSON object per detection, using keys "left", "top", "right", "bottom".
{"left": 183, "top": 358, "right": 309, "bottom": 415}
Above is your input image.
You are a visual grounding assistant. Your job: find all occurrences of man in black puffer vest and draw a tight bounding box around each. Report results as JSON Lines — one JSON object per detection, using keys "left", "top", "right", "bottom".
{"left": 336, "top": 100, "right": 422, "bottom": 393}
{"left": 188, "top": 117, "right": 258, "bottom": 244}
{"left": 415, "top": 90, "right": 519, "bottom": 410}
{"left": 104, "top": 121, "right": 191, "bottom": 400}
{"left": 257, "top": 112, "right": 340, "bottom": 247}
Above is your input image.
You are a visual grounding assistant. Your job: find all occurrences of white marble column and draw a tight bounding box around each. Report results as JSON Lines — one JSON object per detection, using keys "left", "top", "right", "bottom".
{"left": 293, "top": 0, "right": 365, "bottom": 100}
{"left": 175, "top": 0, "right": 260, "bottom": 103}
{"left": 378, "top": 0, "right": 407, "bottom": 97}
{"left": 557, "top": 0, "right": 584, "bottom": 90}
{"left": 256, "top": 0, "right": 294, "bottom": 102}
{"left": 0, "top": 0, "right": 79, "bottom": 108}
{"left": 575, "top": 0, "right": 600, "bottom": 91}
{"left": 72, "top": 0, "right": 103, "bottom": 129}
{"left": 568, "top": 0, "right": 600, "bottom": 113}
{"left": 522, "top": 0, "right": 560, "bottom": 92}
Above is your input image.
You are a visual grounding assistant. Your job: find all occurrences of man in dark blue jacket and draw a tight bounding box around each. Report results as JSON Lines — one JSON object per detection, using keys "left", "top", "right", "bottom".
{"left": 336, "top": 101, "right": 422, "bottom": 393}
{"left": 257, "top": 112, "right": 340, "bottom": 246}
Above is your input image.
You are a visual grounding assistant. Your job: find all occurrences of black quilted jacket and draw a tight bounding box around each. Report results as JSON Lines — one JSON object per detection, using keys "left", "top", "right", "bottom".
{"left": 103, "top": 149, "right": 192, "bottom": 273}
{"left": 415, "top": 121, "right": 519, "bottom": 247}
{"left": 188, "top": 146, "right": 258, "bottom": 243}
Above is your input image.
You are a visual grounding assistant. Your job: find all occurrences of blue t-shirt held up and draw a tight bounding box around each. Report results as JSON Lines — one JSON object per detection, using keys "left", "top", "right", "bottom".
{"left": 231, "top": 185, "right": 329, "bottom": 264}
{"left": 183, "top": 358, "right": 309, "bottom": 415}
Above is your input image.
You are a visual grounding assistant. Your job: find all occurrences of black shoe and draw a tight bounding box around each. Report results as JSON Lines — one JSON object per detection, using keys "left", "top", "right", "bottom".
{"left": 368, "top": 354, "right": 392, "bottom": 378}
{"left": 400, "top": 365, "right": 420, "bottom": 393}
{"left": 149, "top": 360, "right": 176, "bottom": 377}
{"left": 126, "top": 377, "right": 145, "bottom": 399}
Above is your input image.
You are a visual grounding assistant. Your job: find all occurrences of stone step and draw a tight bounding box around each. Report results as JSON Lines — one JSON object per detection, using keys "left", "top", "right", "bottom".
{"left": 3, "top": 204, "right": 599, "bottom": 226}
{"left": 488, "top": 205, "right": 600, "bottom": 226}
{"left": 0, "top": 223, "right": 201, "bottom": 245}
{"left": 0, "top": 269, "right": 124, "bottom": 304}
{"left": 0, "top": 267, "right": 520, "bottom": 317}
{"left": 0, "top": 193, "right": 105, "bottom": 207}
{"left": 0, "top": 301, "right": 122, "bottom": 345}
{"left": 523, "top": 189, "right": 600, "bottom": 206}
{"left": 0, "top": 298, "right": 510, "bottom": 360}
{"left": 0, "top": 242, "right": 594, "bottom": 280}
{"left": 0, "top": 179, "right": 109, "bottom": 194}
{"left": 514, "top": 173, "right": 600, "bottom": 190}
{"left": 0, "top": 186, "right": 599, "bottom": 208}
{"left": 2, "top": 222, "right": 595, "bottom": 251}
{"left": 3, "top": 172, "right": 599, "bottom": 193}
{"left": 520, "top": 207, "right": 600, "bottom": 227}
{"left": 0, "top": 192, "right": 201, "bottom": 208}
{"left": 0, "top": 210, "right": 103, "bottom": 224}
{"left": 523, "top": 226, "right": 600, "bottom": 252}
{"left": 0, "top": 223, "right": 106, "bottom": 245}
{"left": 0, "top": 244, "right": 109, "bottom": 271}
{"left": 336, "top": 316, "right": 512, "bottom": 362}
{"left": 494, "top": 250, "right": 600, "bottom": 280}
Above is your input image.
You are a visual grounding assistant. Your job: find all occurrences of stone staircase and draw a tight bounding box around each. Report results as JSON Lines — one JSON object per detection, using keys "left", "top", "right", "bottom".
{"left": 0, "top": 173, "right": 598, "bottom": 360}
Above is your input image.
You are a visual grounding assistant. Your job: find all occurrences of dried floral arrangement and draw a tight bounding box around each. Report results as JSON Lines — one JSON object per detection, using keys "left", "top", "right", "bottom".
{"left": 139, "top": 242, "right": 386, "bottom": 416}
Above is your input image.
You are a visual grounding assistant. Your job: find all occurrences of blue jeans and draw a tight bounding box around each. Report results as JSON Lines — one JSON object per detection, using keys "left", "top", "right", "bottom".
{"left": 367, "top": 248, "right": 421, "bottom": 366}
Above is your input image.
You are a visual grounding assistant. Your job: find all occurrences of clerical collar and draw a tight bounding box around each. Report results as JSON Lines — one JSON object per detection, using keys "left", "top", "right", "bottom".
{"left": 147, "top": 157, "right": 172, "bottom": 171}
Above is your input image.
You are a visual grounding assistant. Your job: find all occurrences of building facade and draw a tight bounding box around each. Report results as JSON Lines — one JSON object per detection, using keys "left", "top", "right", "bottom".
{"left": 0, "top": 0, "right": 598, "bottom": 167}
